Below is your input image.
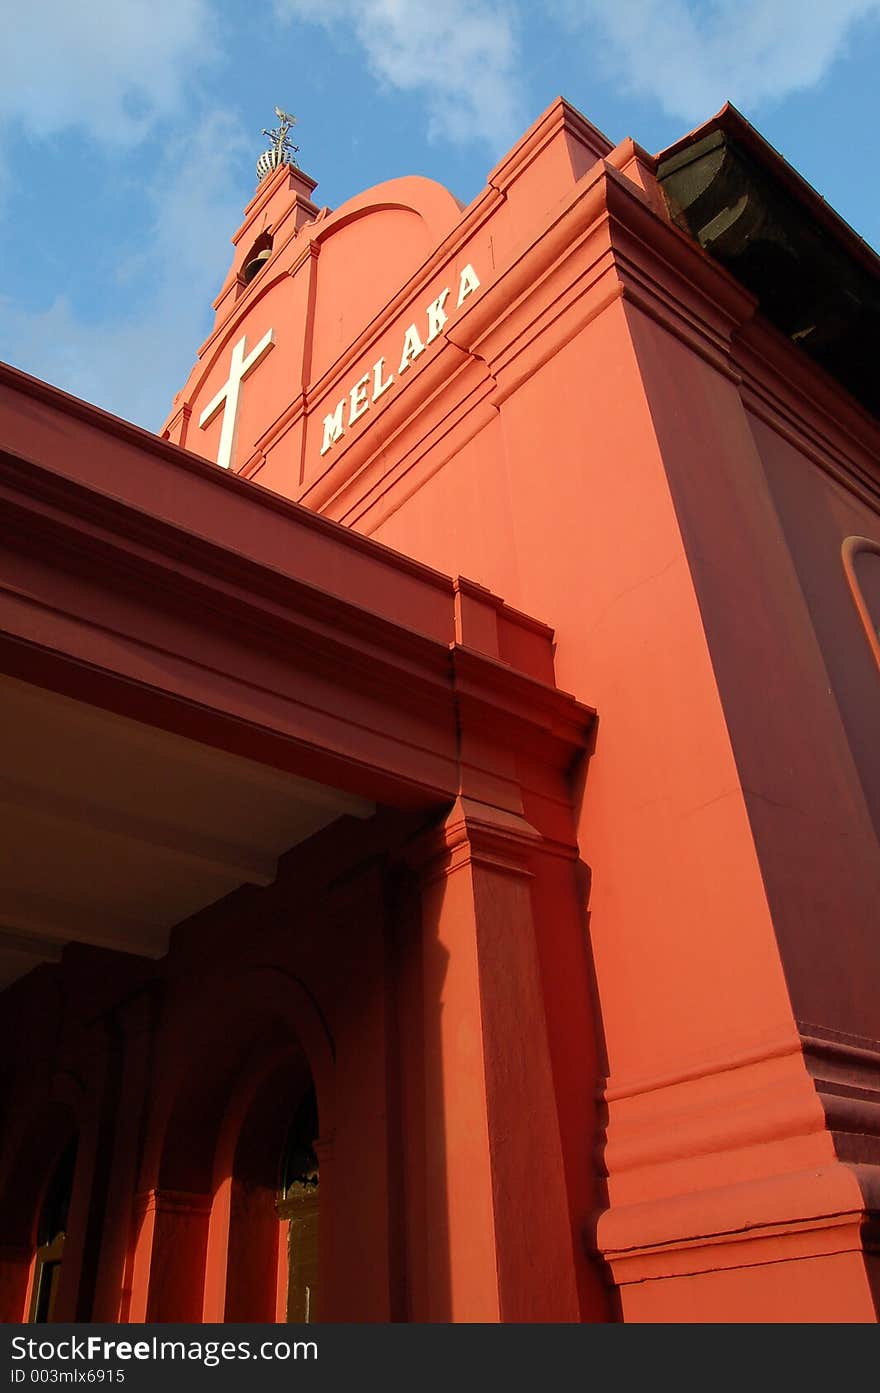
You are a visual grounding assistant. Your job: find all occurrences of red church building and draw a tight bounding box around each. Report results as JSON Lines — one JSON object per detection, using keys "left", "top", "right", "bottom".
{"left": 1, "top": 97, "right": 878, "bottom": 1324}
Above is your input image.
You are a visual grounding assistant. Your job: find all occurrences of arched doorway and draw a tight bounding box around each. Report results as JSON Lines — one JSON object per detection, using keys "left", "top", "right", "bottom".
{"left": 221, "top": 1052, "right": 321, "bottom": 1323}
{"left": 276, "top": 1086, "right": 320, "bottom": 1322}
{"left": 29, "top": 1136, "right": 78, "bottom": 1323}
{"left": 139, "top": 967, "right": 336, "bottom": 1324}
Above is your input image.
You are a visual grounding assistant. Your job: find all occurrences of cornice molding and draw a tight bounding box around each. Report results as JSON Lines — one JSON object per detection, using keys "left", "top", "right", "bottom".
{"left": 300, "top": 164, "right": 762, "bottom": 530}
{"left": 299, "top": 345, "right": 493, "bottom": 520}
{"left": 0, "top": 421, "right": 464, "bottom": 623}
{"left": 593, "top": 1020, "right": 880, "bottom": 1284}
{"left": 487, "top": 96, "right": 611, "bottom": 195}
{"left": 803, "top": 1024, "right": 880, "bottom": 1168}
{"left": 735, "top": 324, "right": 880, "bottom": 510}
{"left": 135, "top": 1189, "right": 211, "bottom": 1217}
{"left": 461, "top": 156, "right": 754, "bottom": 378}
{"left": 400, "top": 796, "right": 543, "bottom": 885}
{"left": 0, "top": 406, "right": 593, "bottom": 822}
{"left": 594, "top": 1165, "right": 873, "bottom": 1286}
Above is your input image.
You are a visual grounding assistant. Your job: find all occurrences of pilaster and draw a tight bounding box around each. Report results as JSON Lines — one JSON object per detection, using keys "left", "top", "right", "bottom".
{"left": 401, "top": 795, "right": 581, "bottom": 1322}
{"left": 128, "top": 1188, "right": 212, "bottom": 1322}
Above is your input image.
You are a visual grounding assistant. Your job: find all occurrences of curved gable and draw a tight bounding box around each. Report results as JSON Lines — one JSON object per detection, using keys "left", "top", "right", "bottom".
{"left": 162, "top": 170, "right": 464, "bottom": 480}
{"left": 308, "top": 178, "right": 464, "bottom": 378}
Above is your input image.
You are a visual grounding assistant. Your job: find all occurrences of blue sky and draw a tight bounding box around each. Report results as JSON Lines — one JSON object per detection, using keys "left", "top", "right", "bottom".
{"left": 2, "top": 0, "right": 879, "bottom": 433}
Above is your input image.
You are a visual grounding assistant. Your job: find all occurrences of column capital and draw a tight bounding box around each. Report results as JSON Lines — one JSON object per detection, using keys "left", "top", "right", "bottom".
{"left": 135, "top": 1189, "right": 212, "bottom": 1218}
{"left": 403, "top": 796, "right": 542, "bottom": 885}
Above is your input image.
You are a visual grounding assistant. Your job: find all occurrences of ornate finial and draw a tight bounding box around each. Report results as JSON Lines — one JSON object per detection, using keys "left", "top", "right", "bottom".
{"left": 257, "top": 107, "right": 300, "bottom": 183}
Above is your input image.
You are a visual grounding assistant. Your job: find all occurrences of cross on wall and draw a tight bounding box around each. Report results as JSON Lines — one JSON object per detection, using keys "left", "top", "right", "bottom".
{"left": 198, "top": 329, "right": 275, "bottom": 471}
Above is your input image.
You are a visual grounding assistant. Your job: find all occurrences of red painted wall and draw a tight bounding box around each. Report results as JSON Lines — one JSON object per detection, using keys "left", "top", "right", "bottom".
{"left": 2, "top": 95, "right": 879, "bottom": 1324}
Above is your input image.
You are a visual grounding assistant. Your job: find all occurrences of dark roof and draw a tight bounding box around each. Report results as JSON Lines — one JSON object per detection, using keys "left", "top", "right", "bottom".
{"left": 656, "top": 104, "right": 880, "bottom": 420}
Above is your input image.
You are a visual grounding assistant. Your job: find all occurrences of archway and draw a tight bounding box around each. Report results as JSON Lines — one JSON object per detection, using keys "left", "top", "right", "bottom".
{"left": 0, "top": 1103, "right": 79, "bottom": 1322}
{"left": 132, "top": 966, "right": 335, "bottom": 1323}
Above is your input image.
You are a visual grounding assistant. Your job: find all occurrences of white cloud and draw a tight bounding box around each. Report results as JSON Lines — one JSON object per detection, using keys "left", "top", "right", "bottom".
{"left": 275, "top": 0, "right": 522, "bottom": 150}
{"left": 0, "top": 0, "right": 215, "bottom": 145}
{"left": 552, "top": 0, "right": 880, "bottom": 122}
{"left": 0, "top": 112, "right": 250, "bottom": 430}
{"left": 5, "top": 0, "right": 876, "bottom": 431}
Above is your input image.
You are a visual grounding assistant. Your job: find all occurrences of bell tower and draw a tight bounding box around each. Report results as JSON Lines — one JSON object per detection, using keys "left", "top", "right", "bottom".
{"left": 159, "top": 106, "right": 464, "bottom": 497}
{"left": 161, "top": 108, "right": 321, "bottom": 468}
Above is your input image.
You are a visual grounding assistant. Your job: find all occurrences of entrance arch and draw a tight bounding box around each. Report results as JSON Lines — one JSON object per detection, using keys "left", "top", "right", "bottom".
{"left": 0, "top": 1100, "right": 79, "bottom": 1322}
{"left": 130, "top": 965, "right": 334, "bottom": 1323}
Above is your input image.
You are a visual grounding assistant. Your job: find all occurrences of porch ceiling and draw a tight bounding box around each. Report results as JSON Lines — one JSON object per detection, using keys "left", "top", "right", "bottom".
{"left": 0, "top": 362, "right": 595, "bottom": 998}
{"left": 0, "top": 674, "right": 373, "bottom": 991}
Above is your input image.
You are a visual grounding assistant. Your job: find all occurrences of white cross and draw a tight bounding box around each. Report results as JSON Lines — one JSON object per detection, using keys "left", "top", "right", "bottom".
{"left": 198, "top": 328, "right": 275, "bottom": 470}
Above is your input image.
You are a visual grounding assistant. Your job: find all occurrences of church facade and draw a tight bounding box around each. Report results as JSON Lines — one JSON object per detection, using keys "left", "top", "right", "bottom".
{"left": 1, "top": 97, "right": 878, "bottom": 1323}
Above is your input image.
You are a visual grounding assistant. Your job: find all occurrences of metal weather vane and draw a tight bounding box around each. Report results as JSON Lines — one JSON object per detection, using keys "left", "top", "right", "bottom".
{"left": 261, "top": 107, "right": 300, "bottom": 167}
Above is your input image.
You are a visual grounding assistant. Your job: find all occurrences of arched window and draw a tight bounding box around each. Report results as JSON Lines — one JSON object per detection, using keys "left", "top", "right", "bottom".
{"left": 843, "top": 536, "right": 880, "bottom": 669}
{"left": 29, "top": 1136, "right": 77, "bottom": 1323}
{"left": 277, "top": 1087, "right": 320, "bottom": 1323}
{"left": 241, "top": 233, "right": 273, "bottom": 286}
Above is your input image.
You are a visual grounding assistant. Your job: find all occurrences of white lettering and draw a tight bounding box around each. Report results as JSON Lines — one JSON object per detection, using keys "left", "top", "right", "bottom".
{"left": 398, "top": 323, "right": 426, "bottom": 375}
{"left": 372, "top": 356, "right": 394, "bottom": 402}
{"left": 349, "top": 372, "right": 371, "bottom": 424}
{"left": 318, "top": 266, "right": 480, "bottom": 457}
{"left": 320, "top": 400, "right": 346, "bottom": 455}
{"left": 425, "top": 287, "right": 450, "bottom": 344}
{"left": 456, "top": 263, "right": 481, "bottom": 308}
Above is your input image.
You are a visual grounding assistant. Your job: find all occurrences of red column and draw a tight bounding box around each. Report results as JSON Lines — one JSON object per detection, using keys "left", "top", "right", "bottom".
{"left": 128, "top": 1190, "right": 211, "bottom": 1322}
{"left": 404, "top": 796, "right": 580, "bottom": 1322}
